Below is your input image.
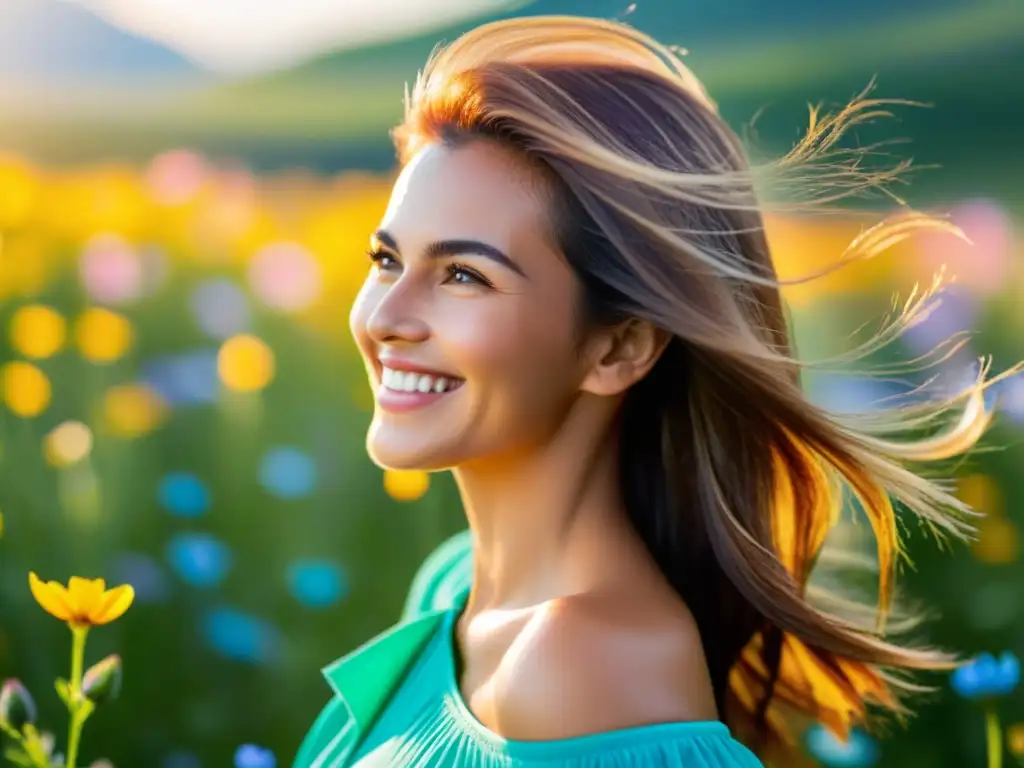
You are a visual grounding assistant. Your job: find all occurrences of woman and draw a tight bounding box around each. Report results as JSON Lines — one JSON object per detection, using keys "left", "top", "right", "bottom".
{"left": 294, "top": 15, "right": 1011, "bottom": 768}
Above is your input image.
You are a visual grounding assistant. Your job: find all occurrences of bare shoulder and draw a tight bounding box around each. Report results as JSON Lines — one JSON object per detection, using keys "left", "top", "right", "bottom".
{"left": 488, "top": 590, "right": 718, "bottom": 741}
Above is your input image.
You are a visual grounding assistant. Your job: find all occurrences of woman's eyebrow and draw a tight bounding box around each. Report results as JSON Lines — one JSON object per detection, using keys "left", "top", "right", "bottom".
{"left": 372, "top": 229, "right": 527, "bottom": 278}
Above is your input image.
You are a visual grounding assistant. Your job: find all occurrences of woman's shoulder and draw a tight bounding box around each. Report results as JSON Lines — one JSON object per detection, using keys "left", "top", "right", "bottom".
{"left": 401, "top": 529, "right": 474, "bottom": 620}
{"left": 485, "top": 589, "right": 719, "bottom": 742}
{"left": 483, "top": 592, "right": 765, "bottom": 765}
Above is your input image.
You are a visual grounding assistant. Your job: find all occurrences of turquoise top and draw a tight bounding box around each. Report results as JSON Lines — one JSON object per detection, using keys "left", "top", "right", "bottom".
{"left": 293, "top": 530, "right": 764, "bottom": 767}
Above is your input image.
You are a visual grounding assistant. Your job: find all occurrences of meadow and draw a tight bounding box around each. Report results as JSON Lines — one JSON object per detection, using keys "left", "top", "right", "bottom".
{"left": 0, "top": 147, "right": 1021, "bottom": 767}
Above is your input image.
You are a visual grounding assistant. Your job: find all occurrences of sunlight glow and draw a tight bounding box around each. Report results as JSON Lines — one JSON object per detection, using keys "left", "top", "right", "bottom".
{"left": 90, "top": 0, "right": 524, "bottom": 73}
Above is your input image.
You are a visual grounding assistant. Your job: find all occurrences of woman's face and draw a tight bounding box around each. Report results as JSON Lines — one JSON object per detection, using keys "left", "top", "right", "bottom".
{"left": 349, "top": 140, "right": 590, "bottom": 470}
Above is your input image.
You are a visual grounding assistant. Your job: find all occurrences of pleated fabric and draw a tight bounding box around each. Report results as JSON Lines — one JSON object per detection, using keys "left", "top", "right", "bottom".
{"left": 351, "top": 607, "right": 764, "bottom": 768}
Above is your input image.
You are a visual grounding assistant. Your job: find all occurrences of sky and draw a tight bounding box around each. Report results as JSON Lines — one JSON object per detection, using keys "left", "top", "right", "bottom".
{"left": 87, "top": 0, "right": 525, "bottom": 74}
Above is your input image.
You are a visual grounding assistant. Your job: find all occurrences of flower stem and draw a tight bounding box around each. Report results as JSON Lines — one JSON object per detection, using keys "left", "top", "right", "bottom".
{"left": 66, "top": 709, "right": 86, "bottom": 768}
{"left": 986, "top": 703, "right": 1003, "bottom": 768}
{"left": 66, "top": 625, "right": 89, "bottom": 768}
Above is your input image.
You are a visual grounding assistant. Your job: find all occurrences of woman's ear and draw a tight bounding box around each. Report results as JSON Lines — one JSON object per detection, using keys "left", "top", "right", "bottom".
{"left": 580, "top": 319, "right": 670, "bottom": 397}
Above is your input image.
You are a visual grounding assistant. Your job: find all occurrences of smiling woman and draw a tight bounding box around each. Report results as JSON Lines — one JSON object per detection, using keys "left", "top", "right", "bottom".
{"left": 294, "top": 13, "right": 1018, "bottom": 768}
{"left": 353, "top": 142, "right": 583, "bottom": 471}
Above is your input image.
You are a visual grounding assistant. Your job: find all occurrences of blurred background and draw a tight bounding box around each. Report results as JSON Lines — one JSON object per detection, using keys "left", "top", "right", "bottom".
{"left": 0, "top": 0, "right": 1021, "bottom": 766}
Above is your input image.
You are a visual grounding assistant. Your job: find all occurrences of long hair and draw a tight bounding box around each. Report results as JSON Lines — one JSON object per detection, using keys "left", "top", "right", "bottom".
{"left": 391, "top": 14, "right": 1017, "bottom": 755}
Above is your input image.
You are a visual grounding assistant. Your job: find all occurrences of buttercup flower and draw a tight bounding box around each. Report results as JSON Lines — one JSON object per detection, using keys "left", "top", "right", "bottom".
{"left": 950, "top": 651, "right": 1021, "bottom": 699}
{"left": 29, "top": 573, "right": 135, "bottom": 628}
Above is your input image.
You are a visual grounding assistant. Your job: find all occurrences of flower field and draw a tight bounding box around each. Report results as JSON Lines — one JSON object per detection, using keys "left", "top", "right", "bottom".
{"left": 0, "top": 148, "right": 1022, "bottom": 767}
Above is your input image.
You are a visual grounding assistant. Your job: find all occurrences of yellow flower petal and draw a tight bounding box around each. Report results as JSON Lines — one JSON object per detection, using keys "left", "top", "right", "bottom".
{"left": 29, "top": 572, "right": 74, "bottom": 621}
{"left": 68, "top": 576, "right": 106, "bottom": 616}
{"left": 30, "top": 574, "right": 133, "bottom": 627}
{"left": 89, "top": 584, "right": 134, "bottom": 625}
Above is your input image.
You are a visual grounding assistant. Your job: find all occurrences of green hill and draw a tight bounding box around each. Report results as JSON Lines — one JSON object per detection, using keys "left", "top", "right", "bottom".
{"left": 1, "top": 0, "right": 1021, "bottom": 206}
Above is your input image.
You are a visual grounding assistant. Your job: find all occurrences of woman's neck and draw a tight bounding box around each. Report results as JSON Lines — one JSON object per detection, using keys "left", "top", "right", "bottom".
{"left": 452, "top": 408, "right": 655, "bottom": 614}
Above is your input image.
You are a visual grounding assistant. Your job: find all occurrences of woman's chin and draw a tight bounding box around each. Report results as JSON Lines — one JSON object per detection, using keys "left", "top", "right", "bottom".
{"left": 366, "top": 427, "right": 454, "bottom": 472}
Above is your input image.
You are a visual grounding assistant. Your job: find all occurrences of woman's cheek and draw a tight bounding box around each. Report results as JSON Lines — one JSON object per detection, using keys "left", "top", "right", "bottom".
{"left": 436, "top": 303, "right": 525, "bottom": 374}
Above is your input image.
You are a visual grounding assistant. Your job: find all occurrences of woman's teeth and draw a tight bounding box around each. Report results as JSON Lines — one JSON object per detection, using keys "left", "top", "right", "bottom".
{"left": 381, "top": 367, "right": 459, "bottom": 394}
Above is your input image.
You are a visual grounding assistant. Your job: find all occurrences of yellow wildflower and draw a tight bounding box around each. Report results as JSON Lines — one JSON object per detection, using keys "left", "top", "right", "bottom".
{"left": 28, "top": 574, "right": 134, "bottom": 628}
{"left": 1008, "top": 722, "right": 1024, "bottom": 756}
{"left": 383, "top": 469, "right": 430, "bottom": 501}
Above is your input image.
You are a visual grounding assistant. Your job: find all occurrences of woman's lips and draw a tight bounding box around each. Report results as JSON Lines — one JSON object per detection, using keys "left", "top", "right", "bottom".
{"left": 375, "top": 366, "right": 465, "bottom": 414}
{"left": 376, "top": 385, "right": 460, "bottom": 414}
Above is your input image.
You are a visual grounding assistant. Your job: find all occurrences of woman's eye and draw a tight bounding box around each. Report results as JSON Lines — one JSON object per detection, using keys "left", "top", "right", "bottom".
{"left": 367, "top": 249, "right": 399, "bottom": 272}
{"left": 446, "top": 263, "right": 492, "bottom": 287}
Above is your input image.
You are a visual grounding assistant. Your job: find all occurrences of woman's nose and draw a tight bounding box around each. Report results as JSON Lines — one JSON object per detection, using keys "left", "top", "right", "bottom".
{"left": 363, "top": 283, "right": 430, "bottom": 345}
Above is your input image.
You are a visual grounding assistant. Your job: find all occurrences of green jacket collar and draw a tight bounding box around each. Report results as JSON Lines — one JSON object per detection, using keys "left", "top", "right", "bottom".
{"left": 313, "top": 586, "right": 469, "bottom": 767}
{"left": 321, "top": 606, "right": 449, "bottom": 735}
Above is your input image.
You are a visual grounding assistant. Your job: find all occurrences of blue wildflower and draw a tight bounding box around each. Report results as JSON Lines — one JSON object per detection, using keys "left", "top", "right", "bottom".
{"left": 259, "top": 447, "right": 317, "bottom": 500}
{"left": 191, "top": 278, "right": 251, "bottom": 340}
{"left": 142, "top": 350, "right": 220, "bottom": 407}
{"left": 166, "top": 532, "right": 233, "bottom": 588}
{"left": 234, "top": 743, "right": 276, "bottom": 768}
{"left": 287, "top": 559, "right": 348, "bottom": 609}
{"left": 203, "top": 607, "right": 280, "bottom": 665}
{"left": 108, "top": 552, "right": 170, "bottom": 604}
{"left": 804, "top": 724, "right": 880, "bottom": 768}
{"left": 950, "top": 651, "right": 1021, "bottom": 699}
{"left": 159, "top": 472, "right": 211, "bottom": 518}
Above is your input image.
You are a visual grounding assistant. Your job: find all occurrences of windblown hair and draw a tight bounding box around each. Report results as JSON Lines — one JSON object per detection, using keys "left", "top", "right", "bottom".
{"left": 392, "top": 14, "right": 1017, "bottom": 756}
